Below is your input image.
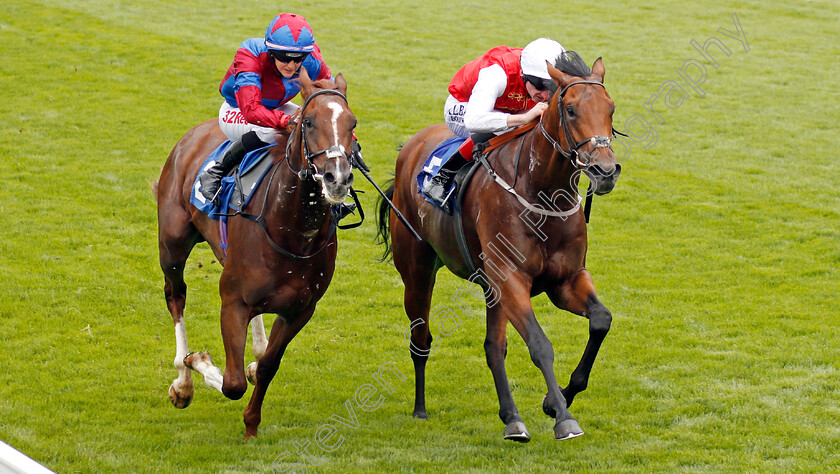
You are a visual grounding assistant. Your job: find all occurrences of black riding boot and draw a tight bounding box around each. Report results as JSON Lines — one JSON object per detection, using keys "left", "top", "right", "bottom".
{"left": 424, "top": 152, "right": 468, "bottom": 208}
{"left": 199, "top": 131, "right": 266, "bottom": 204}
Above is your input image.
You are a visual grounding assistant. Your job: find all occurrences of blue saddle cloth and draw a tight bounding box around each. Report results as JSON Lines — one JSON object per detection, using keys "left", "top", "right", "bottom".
{"left": 416, "top": 136, "right": 467, "bottom": 210}
{"left": 190, "top": 141, "right": 275, "bottom": 220}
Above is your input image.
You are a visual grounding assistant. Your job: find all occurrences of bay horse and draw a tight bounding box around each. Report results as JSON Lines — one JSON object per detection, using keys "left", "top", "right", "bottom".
{"left": 376, "top": 53, "right": 621, "bottom": 441}
{"left": 154, "top": 70, "right": 356, "bottom": 439}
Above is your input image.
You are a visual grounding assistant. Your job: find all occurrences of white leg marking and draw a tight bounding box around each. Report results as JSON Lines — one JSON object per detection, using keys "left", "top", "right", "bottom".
{"left": 188, "top": 353, "right": 224, "bottom": 393}
{"left": 169, "top": 319, "right": 195, "bottom": 407}
{"left": 251, "top": 315, "right": 268, "bottom": 360}
{"left": 173, "top": 320, "right": 192, "bottom": 384}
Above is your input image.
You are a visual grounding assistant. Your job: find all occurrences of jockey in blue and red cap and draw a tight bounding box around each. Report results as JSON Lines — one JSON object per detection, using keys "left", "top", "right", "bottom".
{"left": 199, "top": 13, "right": 332, "bottom": 204}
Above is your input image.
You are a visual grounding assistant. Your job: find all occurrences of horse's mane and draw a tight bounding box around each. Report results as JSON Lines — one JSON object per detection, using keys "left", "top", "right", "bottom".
{"left": 554, "top": 51, "right": 591, "bottom": 78}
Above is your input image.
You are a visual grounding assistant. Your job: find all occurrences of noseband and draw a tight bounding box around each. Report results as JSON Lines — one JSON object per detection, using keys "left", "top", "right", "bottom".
{"left": 539, "top": 80, "right": 622, "bottom": 168}
{"left": 285, "top": 88, "right": 357, "bottom": 180}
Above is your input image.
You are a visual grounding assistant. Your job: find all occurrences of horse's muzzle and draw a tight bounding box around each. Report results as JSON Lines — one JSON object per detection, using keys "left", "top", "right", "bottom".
{"left": 586, "top": 163, "right": 622, "bottom": 195}
{"left": 321, "top": 161, "right": 354, "bottom": 204}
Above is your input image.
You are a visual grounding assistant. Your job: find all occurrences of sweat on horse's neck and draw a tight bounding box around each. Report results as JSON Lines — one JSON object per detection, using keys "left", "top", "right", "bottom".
{"left": 270, "top": 165, "right": 333, "bottom": 241}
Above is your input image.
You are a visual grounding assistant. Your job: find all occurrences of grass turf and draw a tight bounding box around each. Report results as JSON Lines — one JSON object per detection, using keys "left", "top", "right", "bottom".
{"left": 1, "top": 0, "right": 838, "bottom": 471}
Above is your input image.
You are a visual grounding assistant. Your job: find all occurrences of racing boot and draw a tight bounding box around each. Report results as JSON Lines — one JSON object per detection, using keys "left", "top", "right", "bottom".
{"left": 424, "top": 152, "right": 468, "bottom": 210}
{"left": 199, "top": 131, "right": 266, "bottom": 205}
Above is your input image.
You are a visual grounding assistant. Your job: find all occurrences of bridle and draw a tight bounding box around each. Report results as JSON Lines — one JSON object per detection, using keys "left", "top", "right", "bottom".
{"left": 285, "top": 88, "right": 358, "bottom": 181}
{"left": 539, "top": 80, "right": 624, "bottom": 168}
{"left": 235, "top": 88, "right": 362, "bottom": 259}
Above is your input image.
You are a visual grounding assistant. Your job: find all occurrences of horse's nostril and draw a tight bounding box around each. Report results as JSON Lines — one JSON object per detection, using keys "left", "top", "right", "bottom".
{"left": 346, "top": 172, "right": 354, "bottom": 187}
{"left": 323, "top": 172, "right": 336, "bottom": 184}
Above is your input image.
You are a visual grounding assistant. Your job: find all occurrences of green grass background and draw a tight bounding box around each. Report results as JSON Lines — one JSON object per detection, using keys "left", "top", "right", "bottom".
{"left": 1, "top": 0, "right": 838, "bottom": 472}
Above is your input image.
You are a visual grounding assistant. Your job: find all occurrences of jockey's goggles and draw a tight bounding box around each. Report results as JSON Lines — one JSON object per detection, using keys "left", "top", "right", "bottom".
{"left": 271, "top": 51, "right": 309, "bottom": 63}
{"left": 523, "top": 74, "right": 553, "bottom": 92}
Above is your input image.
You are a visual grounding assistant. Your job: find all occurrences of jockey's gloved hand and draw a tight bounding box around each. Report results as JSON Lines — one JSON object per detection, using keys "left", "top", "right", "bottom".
{"left": 284, "top": 110, "right": 301, "bottom": 134}
{"left": 351, "top": 141, "right": 369, "bottom": 172}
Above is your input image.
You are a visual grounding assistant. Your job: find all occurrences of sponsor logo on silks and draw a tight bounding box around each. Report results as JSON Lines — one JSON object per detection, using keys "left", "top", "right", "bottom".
{"left": 507, "top": 91, "right": 527, "bottom": 107}
{"left": 223, "top": 110, "right": 248, "bottom": 125}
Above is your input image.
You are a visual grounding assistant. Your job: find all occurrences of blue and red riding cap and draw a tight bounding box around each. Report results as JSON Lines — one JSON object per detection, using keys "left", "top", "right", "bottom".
{"left": 264, "top": 13, "right": 316, "bottom": 52}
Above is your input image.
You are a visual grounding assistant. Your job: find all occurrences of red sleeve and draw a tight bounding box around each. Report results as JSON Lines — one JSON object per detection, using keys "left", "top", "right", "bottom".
{"left": 235, "top": 85, "right": 291, "bottom": 129}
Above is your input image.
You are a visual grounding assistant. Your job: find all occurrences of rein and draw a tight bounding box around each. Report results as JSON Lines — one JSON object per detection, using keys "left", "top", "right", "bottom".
{"left": 239, "top": 161, "right": 338, "bottom": 260}
{"left": 473, "top": 121, "right": 581, "bottom": 220}
{"left": 285, "top": 89, "right": 357, "bottom": 181}
{"left": 235, "top": 87, "right": 360, "bottom": 259}
{"left": 539, "top": 80, "right": 615, "bottom": 169}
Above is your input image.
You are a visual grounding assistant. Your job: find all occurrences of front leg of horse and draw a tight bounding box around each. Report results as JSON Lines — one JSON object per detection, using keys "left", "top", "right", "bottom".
{"left": 243, "top": 308, "right": 314, "bottom": 440}
{"left": 544, "top": 270, "right": 612, "bottom": 411}
{"left": 508, "top": 306, "right": 583, "bottom": 441}
{"left": 183, "top": 300, "right": 249, "bottom": 397}
{"left": 219, "top": 301, "right": 251, "bottom": 400}
{"left": 484, "top": 310, "right": 530, "bottom": 442}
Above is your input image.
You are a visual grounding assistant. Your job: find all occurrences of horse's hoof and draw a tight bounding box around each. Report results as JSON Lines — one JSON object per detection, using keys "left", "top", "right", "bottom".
{"left": 169, "top": 383, "right": 192, "bottom": 409}
{"left": 503, "top": 421, "right": 531, "bottom": 443}
{"left": 412, "top": 410, "right": 428, "bottom": 420}
{"left": 542, "top": 393, "right": 556, "bottom": 418}
{"left": 246, "top": 362, "right": 258, "bottom": 385}
{"left": 554, "top": 418, "right": 584, "bottom": 440}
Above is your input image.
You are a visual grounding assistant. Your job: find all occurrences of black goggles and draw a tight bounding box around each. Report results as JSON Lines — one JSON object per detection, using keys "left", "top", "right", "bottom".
{"left": 523, "top": 74, "right": 554, "bottom": 92}
{"left": 270, "top": 51, "right": 309, "bottom": 63}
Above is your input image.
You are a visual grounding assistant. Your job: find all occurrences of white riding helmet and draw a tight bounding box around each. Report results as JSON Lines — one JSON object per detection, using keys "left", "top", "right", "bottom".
{"left": 520, "top": 38, "right": 566, "bottom": 80}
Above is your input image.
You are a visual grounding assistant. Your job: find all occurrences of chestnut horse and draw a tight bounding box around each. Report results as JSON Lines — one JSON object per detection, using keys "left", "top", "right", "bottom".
{"left": 376, "top": 53, "right": 621, "bottom": 441}
{"left": 155, "top": 71, "right": 356, "bottom": 439}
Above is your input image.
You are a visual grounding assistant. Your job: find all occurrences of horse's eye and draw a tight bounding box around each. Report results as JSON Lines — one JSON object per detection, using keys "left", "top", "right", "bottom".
{"left": 303, "top": 118, "right": 313, "bottom": 128}
{"left": 565, "top": 106, "right": 575, "bottom": 117}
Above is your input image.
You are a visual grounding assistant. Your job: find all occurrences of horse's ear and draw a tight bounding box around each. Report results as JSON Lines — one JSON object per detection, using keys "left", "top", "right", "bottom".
{"left": 334, "top": 73, "right": 347, "bottom": 95}
{"left": 546, "top": 60, "right": 574, "bottom": 88}
{"left": 299, "top": 67, "right": 314, "bottom": 99}
{"left": 591, "top": 57, "right": 605, "bottom": 82}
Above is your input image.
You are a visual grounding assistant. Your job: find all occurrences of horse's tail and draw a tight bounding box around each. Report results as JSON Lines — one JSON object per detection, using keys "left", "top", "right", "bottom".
{"left": 375, "top": 179, "right": 395, "bottom": 262}
{"left": 150, "top": 179, "right": 160, "bottom": 200}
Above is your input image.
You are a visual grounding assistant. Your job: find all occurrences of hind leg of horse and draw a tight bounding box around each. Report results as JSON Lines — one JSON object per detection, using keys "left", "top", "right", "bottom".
{"left": 164, "top": 272, "right": 194, "bottom": 408}
{"left": 245, "top": 315, "right": 268, "bottom": 384}
{"left": 392, "top": 228, "right": 437, "bottom": 419}
{"left": 484, "top": 309, "right": 530, "bottom": 442}
{"left": 497, "top": 282, "right": 583, "bottom": 440}
{"left": 545, "top": 269, "right": 612, "bottom": 410}
{"left": 405, "top": 280, "right": 435, "bottom": 419}
{"left": 243, "top": 308, "right": 315, "bottom": 439}
{"left": 159, "top": 225, "right": 198, "bottom": 408}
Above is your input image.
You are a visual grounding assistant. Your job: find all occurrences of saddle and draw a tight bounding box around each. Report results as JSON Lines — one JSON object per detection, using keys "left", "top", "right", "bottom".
{"left": 190, "top": 141, "right": 275, "bottom": 220}
{"left": 419, "top": 122, "right": 540, "bottom": 272}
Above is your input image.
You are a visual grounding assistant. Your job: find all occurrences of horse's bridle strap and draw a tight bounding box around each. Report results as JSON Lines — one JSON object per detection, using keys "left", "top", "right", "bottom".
{"left": 541, "top": 80, "right": 616, "bottom": 168}
{"left": 286, "top": 89, "right": 352, "bottom": 180}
